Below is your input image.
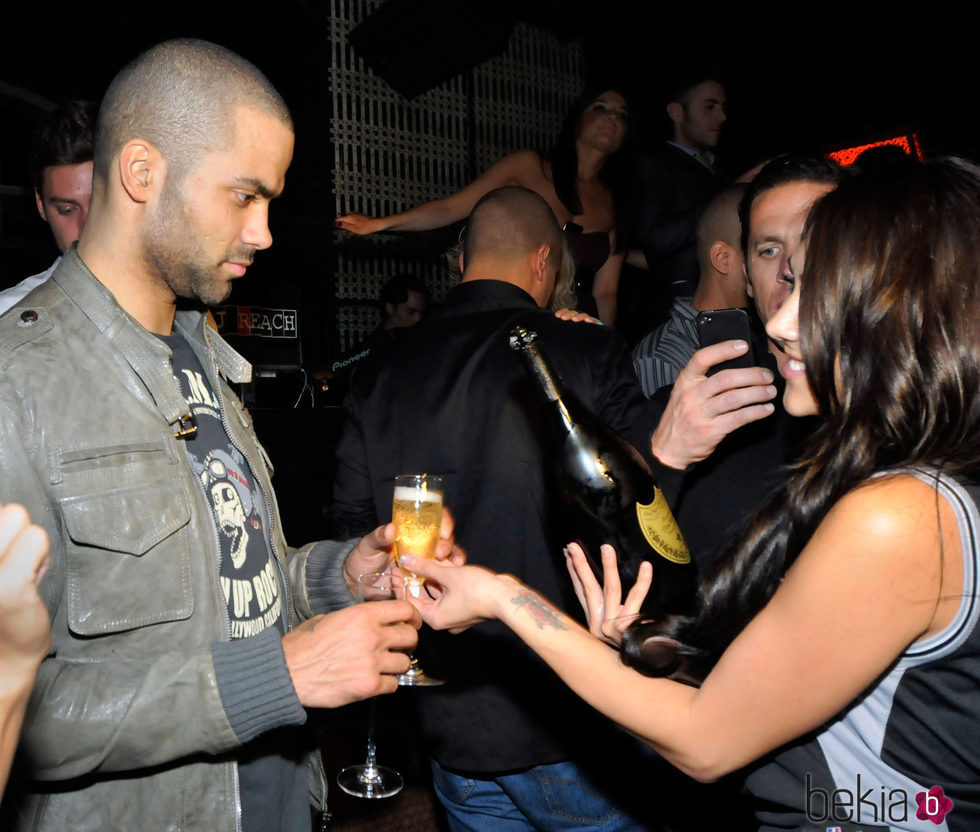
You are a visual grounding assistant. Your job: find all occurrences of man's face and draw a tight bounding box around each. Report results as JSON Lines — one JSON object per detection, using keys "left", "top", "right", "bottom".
{"left": 745, "top": 181, "right": 834, "bottom": 325}
{"left": 746, "top": 180, "right": 834, "bottom": 372}
{"left": 35, "top": 161, "right": 93, "bottom": 253}
{"left": 143, "top": 106, "right": 294, "bottom": 306}
{"left": 385, "top": 290, "right": 426, "bottom": 328}
{"left": 674, "top": 80, "right": 727, "bottom": 151}
{"left": 764, "top": 241, "right": 817, "bottom": 417}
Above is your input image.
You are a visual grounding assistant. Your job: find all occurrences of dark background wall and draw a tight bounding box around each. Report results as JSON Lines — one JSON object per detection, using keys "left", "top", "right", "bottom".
{"left": 2, "top": 0, "right": 974, "bottom": 301}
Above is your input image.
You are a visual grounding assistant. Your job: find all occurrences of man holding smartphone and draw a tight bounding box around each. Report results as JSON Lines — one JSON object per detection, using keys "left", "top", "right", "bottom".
{"left": 622, "top": 154, "right": 846, "bottom": 832}
{"left": 646, "top": 155, "right": 846, "bottom": 574}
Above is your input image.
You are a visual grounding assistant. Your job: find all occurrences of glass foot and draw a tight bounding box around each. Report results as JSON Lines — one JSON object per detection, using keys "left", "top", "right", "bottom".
{"left": 396, "top": 667, "right": 445, "bottom": 686}
{"left": 397, "top": 654, "right": 444, "bottom": 687}
{"left": 337, "top": 763, "right": 404, "bottom": 799}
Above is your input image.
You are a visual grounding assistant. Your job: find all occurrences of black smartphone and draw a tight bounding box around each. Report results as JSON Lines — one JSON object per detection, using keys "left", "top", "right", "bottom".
{"left": 696, "top": 308, "right": 756, "bottom": 376}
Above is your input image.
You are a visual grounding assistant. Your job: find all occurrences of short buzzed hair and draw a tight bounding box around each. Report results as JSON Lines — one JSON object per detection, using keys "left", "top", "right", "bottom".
{"left": 94, "top": 38, "right": 292, "bottom": 184}
{"left": 696, "top": 183, "right": 745, "bottom": 271}
{"left": 463, "top": 186, "right": 562, "bottom": 268}
{"left": 666, "top": 72, "right": 724, "bottom": 107}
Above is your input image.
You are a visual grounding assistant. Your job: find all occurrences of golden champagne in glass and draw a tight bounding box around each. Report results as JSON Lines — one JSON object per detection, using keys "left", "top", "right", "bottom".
{"left": 392, "top": 474, "right": 444, "bottom": 686}
{"left": 393, "top": 475, "right": 443, "bottom": 595}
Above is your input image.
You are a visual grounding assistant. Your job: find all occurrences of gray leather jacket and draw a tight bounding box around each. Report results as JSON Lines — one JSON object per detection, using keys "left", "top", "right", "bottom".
{"left": 0, "top": 250, "right": 354, "bottom": 831}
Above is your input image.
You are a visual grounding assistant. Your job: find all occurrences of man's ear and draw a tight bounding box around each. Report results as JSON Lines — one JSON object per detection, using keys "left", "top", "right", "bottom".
{"left": 666, "top": 101, "right": 684, "bottom": 126}
{"left": 118, "top": 139, "right": 163, "bottom": 204}
{"left": 710, "top": 241, "right": 733, "bottom": 275}
{"left": 533, "top": 243, "right": 551, "bottom": 282}
{"left": 34, "top": 187, "right": 48, "bottom": 222}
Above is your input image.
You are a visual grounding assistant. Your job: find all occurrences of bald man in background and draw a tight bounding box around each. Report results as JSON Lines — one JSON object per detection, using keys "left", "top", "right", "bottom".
{"left": 332, "top": 186, "right": 660, "bottom": 831}
{"left": 631, "top": 183, "right": 747, "bottom": 396}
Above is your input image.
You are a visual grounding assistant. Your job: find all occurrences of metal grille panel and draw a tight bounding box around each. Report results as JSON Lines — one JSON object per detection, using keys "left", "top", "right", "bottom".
{"left": 330, "top": 1, "right": 582, "bottom": 352}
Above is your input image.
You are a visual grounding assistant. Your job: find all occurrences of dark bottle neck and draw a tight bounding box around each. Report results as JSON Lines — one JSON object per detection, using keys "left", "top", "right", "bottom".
{"left": 511, "top": 326, "right": 576, "bottom": 432}
{"left": 523, "top": 341, "right": 562, "bottom": 403}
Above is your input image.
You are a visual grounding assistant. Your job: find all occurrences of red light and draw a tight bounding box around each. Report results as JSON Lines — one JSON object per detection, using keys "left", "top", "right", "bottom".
{"left": 828, "top": 133, "right": 923, "bottom": 166}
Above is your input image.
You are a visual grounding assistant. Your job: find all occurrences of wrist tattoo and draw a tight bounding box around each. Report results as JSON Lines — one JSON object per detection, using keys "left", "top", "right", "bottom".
{"left": 511, "top": 590, "right": 567, "bottom": 631}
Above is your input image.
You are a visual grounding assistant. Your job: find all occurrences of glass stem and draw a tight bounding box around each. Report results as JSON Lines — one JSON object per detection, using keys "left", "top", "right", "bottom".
{"left": 362, "top": 698, "right": 380, "bottom": 777}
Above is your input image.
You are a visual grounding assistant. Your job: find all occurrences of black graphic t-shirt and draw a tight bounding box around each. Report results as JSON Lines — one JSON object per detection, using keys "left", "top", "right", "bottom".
{"left": 161, "top": 332, "right": 305, "bottom": 832}
{"left": 161, "top": 333, "right": 284, "bottom": 638}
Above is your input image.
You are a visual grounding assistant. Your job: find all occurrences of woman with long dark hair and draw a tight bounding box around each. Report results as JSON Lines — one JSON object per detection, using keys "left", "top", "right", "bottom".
{"left": 335, "top": 89, "right": 637, "bottom": 325}
{"left": 403, "top": 157, "right": 980, "bottom": 830}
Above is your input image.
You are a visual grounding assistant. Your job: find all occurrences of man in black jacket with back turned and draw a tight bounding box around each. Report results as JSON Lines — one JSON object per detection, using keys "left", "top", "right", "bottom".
{"left": 332, "top": 186, "right": 660, "bottom": 831}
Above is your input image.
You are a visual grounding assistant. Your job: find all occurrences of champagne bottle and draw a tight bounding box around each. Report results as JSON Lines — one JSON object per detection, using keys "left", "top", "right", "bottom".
{"left": 510, "top": 324, "right": 694, "bottom": 614}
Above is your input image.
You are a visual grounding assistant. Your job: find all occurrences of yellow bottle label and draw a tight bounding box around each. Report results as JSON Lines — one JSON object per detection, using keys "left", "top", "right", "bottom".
{"left": 636, "top": 489, "right": 691, "bottom": 564}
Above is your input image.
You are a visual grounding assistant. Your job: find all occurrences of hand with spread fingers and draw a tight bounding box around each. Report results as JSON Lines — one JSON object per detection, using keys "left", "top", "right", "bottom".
{"left": 565, "top": 542, "right": 652, "bottom": 647}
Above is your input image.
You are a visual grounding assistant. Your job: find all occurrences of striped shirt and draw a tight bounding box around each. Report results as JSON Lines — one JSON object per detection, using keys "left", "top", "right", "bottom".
{"left": 631, "top": 297, "right": 698, "bottom": 397}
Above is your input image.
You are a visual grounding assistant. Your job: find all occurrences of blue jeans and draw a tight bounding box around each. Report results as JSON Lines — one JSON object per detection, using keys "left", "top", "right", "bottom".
{"left": 430, "top": 758, "right": 652, "bottom": 832}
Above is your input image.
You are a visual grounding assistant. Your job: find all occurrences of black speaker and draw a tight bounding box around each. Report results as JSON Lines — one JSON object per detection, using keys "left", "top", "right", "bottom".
{"left": 348, "top": 0, "right": 517, "bottom": 98}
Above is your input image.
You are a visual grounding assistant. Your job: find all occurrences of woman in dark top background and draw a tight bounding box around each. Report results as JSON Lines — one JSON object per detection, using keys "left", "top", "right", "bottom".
{"left": 336, "top": 87, "right": 638, "bottom": 326}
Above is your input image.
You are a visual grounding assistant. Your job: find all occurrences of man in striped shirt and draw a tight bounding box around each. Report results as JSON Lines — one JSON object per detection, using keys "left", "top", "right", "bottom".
{"left": 632, "top": 183, "right": 747, "bottom": 396}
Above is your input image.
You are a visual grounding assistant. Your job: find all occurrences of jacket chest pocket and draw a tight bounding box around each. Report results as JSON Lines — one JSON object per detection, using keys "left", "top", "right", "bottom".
{"left": 59, "top": 454, "right": 194, "bottom": 636}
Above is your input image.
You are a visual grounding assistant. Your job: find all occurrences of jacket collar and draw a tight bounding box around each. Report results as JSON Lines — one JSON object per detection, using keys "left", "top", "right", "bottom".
{"left": 435, "top": 279, "right": 539, "bottom": 318}
{"left": 51, "top": 248, "right": 251, "bottom": 433}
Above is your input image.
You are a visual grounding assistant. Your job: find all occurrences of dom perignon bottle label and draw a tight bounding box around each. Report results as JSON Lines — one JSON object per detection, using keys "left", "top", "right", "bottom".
{"left": 636, "top": 489, "right": 691, "bottom": 564}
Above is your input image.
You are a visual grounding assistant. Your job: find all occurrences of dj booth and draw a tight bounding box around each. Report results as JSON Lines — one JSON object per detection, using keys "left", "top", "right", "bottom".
{"left": 210, "top": 281, "right": 310, "bottom": 408}
{"left": 210, "top": 282, "right": 346, "bottom": 544}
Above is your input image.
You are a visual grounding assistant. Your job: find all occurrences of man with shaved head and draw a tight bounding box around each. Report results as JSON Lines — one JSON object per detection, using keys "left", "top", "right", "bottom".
{"left": 632, "top": 183, "right": 748, "bottom": 395}
{"left": 92, "top": 39, "right": 291, "bottom": 182}
{"left": 460, "top": 183, "right": 564, "bottom": 271}
{"left": 332, "top": 186, "right": 659, "bottom": 831}
{"left": 0, "top": 39, "right": 433, "bottom": 832}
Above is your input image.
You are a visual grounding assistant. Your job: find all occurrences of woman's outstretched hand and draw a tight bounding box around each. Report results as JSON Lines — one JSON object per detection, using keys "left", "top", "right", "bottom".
{"left": 335, "top": 213, "right": 382, "bottom": 235}
{"left": 345, "top": 508, "right": 465, "bottom": 597}
{"left": 565, "top": 542, "right": 652, "bottom": 647}
{"left": 397, "top": 555, "right": 513, "bottom": 634}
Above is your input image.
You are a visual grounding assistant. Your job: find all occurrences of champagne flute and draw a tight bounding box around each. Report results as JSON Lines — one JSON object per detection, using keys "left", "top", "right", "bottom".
{"left": 392, "top": 473, "right": 445, "bottom": 687}
{"left": 336, "top": 571, "right": 404, "bottom": 799}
